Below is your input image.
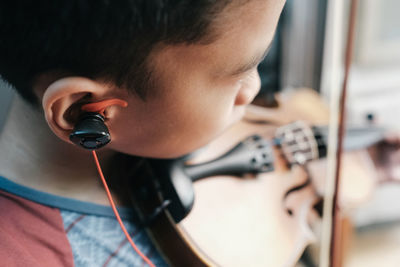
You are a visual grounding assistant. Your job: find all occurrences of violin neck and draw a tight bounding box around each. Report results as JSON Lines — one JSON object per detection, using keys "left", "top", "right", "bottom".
{"left": 185, "top": 135, "right": 275, "bottom": 181}
{"left": 185, "top": 123, "right": 386, "bottom": 182}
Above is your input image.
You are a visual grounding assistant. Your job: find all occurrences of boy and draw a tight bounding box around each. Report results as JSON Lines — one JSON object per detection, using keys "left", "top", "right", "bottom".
{"left": 0, "top": 0, "right": 285, "bottom": 266}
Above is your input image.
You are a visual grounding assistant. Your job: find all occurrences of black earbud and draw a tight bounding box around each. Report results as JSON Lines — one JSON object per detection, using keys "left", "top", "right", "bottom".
{"left": 69, "top": 112, "right": 111, "bottom": 150}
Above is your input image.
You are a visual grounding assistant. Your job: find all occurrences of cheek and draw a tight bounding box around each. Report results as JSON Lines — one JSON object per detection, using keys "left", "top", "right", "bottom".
{"left": 159, "top": 72, "right": 260, "bottom": 155}
{"left": 149, "top": 86, "right": 241, "bottom": 156}
{"left": 109, "top": 75, "right": 251, "bottom": 158}
{"left": 109, "top": 96, "right": 236, "bottom": 158}
{"left": 171, "top": 93, "right": 237, "bottom": 144}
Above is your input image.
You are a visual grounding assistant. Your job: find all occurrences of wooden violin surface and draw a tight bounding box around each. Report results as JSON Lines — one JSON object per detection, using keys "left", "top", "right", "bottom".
{"left": 179, "top": 119, "right": 319, "bottom": 267}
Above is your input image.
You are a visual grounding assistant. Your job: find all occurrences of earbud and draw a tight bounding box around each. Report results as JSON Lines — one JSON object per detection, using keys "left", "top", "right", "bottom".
{"left": 69, "top": 98, "right": 127, "bottom": 150}
{"left": 69, "top": 112, "right": 111, "bottom": 150}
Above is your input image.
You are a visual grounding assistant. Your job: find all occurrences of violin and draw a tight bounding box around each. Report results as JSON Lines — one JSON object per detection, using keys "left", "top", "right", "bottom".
{"left": 120, "top": 88, "right": 385, "bottom": 267}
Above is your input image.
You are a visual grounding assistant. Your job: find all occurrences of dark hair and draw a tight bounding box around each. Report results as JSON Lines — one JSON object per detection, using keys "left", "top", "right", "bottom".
{"left": 0, "top": 0, "right": 233, "bottom": 105}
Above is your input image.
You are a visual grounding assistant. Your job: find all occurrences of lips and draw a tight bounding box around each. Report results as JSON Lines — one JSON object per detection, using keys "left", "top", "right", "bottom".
{"left": 234, "top": 70, "right": 261, "bottom": 106}
{"left": 235, "top": 85, "right": 260, "bottom": 106}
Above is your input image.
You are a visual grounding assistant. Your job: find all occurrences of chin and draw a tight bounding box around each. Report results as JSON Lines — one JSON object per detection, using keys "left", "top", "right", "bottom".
{"left": 232, "top": 105, "right": 246, "bottom": 122}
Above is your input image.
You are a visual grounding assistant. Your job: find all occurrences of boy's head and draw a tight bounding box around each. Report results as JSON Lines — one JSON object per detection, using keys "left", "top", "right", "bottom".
{"left": 0, "top": 0, "right": 285, "bottom": 158}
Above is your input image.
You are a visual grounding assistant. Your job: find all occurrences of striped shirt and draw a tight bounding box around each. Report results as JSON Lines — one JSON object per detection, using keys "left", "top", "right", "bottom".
{"left": 0, "top": 176, "right": 168, "bottom": 267}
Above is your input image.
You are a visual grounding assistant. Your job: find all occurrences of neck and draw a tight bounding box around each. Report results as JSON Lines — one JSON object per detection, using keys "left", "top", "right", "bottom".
{"left": 0, "top": 95, "right": 121, "bottom": 205}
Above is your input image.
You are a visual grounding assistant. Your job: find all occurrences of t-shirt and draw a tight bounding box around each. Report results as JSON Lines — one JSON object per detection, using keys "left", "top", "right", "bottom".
{"left": 0, "top": 176, "right": 168, "bottom": 267}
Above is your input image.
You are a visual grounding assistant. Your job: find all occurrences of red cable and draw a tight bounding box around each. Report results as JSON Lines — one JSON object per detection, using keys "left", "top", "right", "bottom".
{"left": 91, "top": 150, "right": 156, "bottom": 267}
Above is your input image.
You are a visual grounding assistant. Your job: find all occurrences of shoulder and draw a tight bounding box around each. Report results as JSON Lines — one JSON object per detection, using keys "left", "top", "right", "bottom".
{"left": 0, "top": 190, "right": 74, "bottom": 267}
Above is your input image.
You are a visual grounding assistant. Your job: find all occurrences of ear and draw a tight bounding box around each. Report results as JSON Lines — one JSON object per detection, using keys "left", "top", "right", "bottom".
{"left": 42, "top": 77, "right": 111, "bottom": 144}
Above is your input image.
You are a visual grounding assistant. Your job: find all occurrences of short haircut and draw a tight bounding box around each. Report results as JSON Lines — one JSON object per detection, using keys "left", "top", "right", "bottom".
{"left": 0, "top": 0, "right": 234, "bottom": 105}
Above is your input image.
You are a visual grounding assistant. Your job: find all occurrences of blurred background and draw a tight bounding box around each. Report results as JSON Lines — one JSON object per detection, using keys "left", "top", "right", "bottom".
{"left": 1, "top": 0, "right": 400, "bottom": 266}
{"left": 258, "top": 0, "right": 400, "bottom": 266}
{"left": 248, "top": 0, "right": 400, "bottom": 265}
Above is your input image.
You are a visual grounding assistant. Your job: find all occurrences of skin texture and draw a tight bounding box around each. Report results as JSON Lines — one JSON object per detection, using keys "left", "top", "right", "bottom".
{"left": 0, "top": 0, "right": 285, "bottom": 204}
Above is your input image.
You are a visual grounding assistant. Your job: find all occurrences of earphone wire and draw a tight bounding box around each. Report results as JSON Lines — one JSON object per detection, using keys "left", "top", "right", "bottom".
{"left": 91, "top": 150, "right": 156, "bottom": 267}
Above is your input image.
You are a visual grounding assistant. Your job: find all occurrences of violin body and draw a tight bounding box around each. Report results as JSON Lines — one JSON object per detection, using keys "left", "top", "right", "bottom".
{"left": 129, "top": 89, "right": 379, "bottom": 266}
{"left": 179, "top": 119, "right": 320, "bottom": 267}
